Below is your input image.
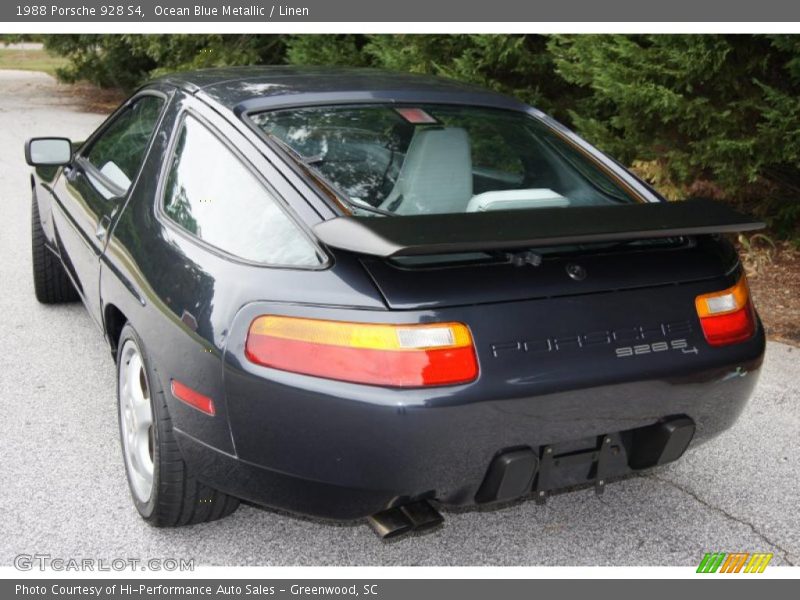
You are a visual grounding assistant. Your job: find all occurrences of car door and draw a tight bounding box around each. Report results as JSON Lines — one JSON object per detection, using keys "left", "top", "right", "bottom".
{"left": 50, "top": 92, "right": 166, "bottom": 325}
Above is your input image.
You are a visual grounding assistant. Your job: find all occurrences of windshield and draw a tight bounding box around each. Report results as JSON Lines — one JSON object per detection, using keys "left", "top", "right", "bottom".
{"left": 249, "top": 104, "right": 642, "bottom": 216}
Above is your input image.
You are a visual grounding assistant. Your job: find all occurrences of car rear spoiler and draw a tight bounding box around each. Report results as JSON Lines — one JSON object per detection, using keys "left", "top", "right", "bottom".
{"left": 312, "top": 200, "right": 764, "bottom": 258}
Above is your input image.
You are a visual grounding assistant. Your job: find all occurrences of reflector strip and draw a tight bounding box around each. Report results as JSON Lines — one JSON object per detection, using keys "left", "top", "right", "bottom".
{"left": 170, "top": 380, "right": 216, "bottom": 416}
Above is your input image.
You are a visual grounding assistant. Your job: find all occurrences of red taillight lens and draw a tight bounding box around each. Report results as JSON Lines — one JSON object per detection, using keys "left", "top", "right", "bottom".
{"left": 245, "top": 316, "right": 479, "bottom": 387}
{"left": 695, "top": 274, "right": 756, "bottom": 347}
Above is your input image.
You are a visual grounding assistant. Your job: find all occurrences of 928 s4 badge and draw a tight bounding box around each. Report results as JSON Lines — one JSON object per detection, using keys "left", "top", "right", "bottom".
{"left": 615, "top": 338, "right": 699, "bottom": 358}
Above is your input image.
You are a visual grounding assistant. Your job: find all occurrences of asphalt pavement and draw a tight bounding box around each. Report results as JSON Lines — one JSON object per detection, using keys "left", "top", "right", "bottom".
{"left": 0, "top": 70, "right": 798, "bottom": 567}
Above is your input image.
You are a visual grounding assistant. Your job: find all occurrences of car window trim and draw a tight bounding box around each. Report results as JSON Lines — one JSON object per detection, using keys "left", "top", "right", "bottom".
{"left": 155, "top": 108, "right": 330, "bottom": 271}
{"left": 77, "top": 89, "right": 170, "bottom": 204}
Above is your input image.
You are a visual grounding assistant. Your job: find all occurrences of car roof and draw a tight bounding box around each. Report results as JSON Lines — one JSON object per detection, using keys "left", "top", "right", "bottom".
{"left": 152, "top": 66, "right": 532, "bottom": 115}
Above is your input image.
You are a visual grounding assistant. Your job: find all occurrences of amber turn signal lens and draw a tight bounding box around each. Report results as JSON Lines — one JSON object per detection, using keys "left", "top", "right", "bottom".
{"left": 695, "top": 274, "right": 756, "bottom": 347}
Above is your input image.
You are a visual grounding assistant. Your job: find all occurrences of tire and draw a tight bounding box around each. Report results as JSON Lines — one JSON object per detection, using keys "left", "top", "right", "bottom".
{"left": 116, "top": 323, "right": 239, "bottom": 526}
{"left": 31, "top": 195, "right": 79, "bottom": 304}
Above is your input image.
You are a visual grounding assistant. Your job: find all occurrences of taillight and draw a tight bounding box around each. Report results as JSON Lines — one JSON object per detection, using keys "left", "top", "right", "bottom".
{"left": 245, "top": 316, "right": 479, "bottom": 387}
{"left": 695, "top": 274, "right": 756, "bottom": 347}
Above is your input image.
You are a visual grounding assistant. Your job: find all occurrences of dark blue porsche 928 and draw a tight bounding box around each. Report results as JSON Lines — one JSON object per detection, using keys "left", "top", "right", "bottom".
{"left": 25, "top": 67, "right": 765, "bottom": 538}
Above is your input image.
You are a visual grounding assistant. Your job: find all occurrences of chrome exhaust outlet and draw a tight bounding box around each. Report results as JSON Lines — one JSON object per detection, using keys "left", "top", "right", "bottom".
{"left": 399, "top": 500, "right": 444, "bottom": 532}
{"left": 367, "top": 507, "right": 413, "bottom": 539}
{"left": 367, "top": 500, "right": 444, "bottom": 539}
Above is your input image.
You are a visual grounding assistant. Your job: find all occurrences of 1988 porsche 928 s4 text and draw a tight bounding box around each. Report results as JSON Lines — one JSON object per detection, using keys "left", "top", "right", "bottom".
{"left": 25, "top": 67, "right": 765, "bottom": 537}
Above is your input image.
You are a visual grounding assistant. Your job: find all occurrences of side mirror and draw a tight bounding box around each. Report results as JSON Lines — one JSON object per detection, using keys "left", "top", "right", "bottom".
{"left": 25, "top": 137, "right": 73, "bottom": 167}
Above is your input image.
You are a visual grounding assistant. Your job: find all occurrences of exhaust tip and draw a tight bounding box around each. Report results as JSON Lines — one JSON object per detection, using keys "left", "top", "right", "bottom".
{"left": 399, "top": 500, "right": 444, "bottom": 532}
{"left": 367, "top": 508, "right": 414, "bottom": 539}
{"left": 367, "top": 501, "right": 443, "bottom": 539}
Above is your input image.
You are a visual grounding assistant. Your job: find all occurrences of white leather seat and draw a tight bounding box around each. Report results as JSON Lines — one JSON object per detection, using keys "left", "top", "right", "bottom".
{"left": 380, "top": 128, "right": 473, "bottom": 215}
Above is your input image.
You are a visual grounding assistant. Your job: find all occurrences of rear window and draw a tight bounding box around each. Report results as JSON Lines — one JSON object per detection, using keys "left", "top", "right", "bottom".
{"left": 249, "top": 104, "right": 642, "bottom": 216}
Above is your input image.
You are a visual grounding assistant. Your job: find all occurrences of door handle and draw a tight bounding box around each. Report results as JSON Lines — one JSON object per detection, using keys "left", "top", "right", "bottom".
{"left": 96, "top": 215, "right": 111, "bottom": 242}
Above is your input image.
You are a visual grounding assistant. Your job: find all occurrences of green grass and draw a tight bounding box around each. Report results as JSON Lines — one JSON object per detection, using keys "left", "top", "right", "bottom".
{"left": 0, "top": 47, "right": 67, "bottom": 76}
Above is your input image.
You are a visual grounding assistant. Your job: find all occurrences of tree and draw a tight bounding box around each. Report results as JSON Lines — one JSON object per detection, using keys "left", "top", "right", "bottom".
{"left": 286, "top": 34, "right": 581, "bottom": 123}
{"left": 549, "top": 34, "right": 800, "bottom": 236}
{"left": 42, "top": 35, "right": 286, "bottom": 90}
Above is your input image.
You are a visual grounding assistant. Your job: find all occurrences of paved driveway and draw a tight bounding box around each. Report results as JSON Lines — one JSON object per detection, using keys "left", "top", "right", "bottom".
{"left": 0, "top": 70, "right": 798, "bottom": 567}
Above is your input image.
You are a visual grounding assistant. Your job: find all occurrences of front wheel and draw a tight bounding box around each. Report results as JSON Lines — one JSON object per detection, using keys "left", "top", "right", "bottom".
{"left": 116, "top": 324, "right": 239, "bottom": 526}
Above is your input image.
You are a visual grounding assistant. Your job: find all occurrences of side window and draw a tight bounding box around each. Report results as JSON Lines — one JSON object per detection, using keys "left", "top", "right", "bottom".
{"left": 85, "top": 95, "right": 165, "bottom": 193}
{"left": 162, "top": 115, "right": 323, "bottom": 267}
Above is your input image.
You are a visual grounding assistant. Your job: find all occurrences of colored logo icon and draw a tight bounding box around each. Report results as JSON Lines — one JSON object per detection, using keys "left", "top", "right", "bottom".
{"left": 697, "top": 552, "right": 773, "bottom": 573}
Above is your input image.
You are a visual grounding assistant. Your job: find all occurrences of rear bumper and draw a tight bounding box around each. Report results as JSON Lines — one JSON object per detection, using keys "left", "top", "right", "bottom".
{"left": 177, "top": 330, "right": 764, "bottom": 520}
